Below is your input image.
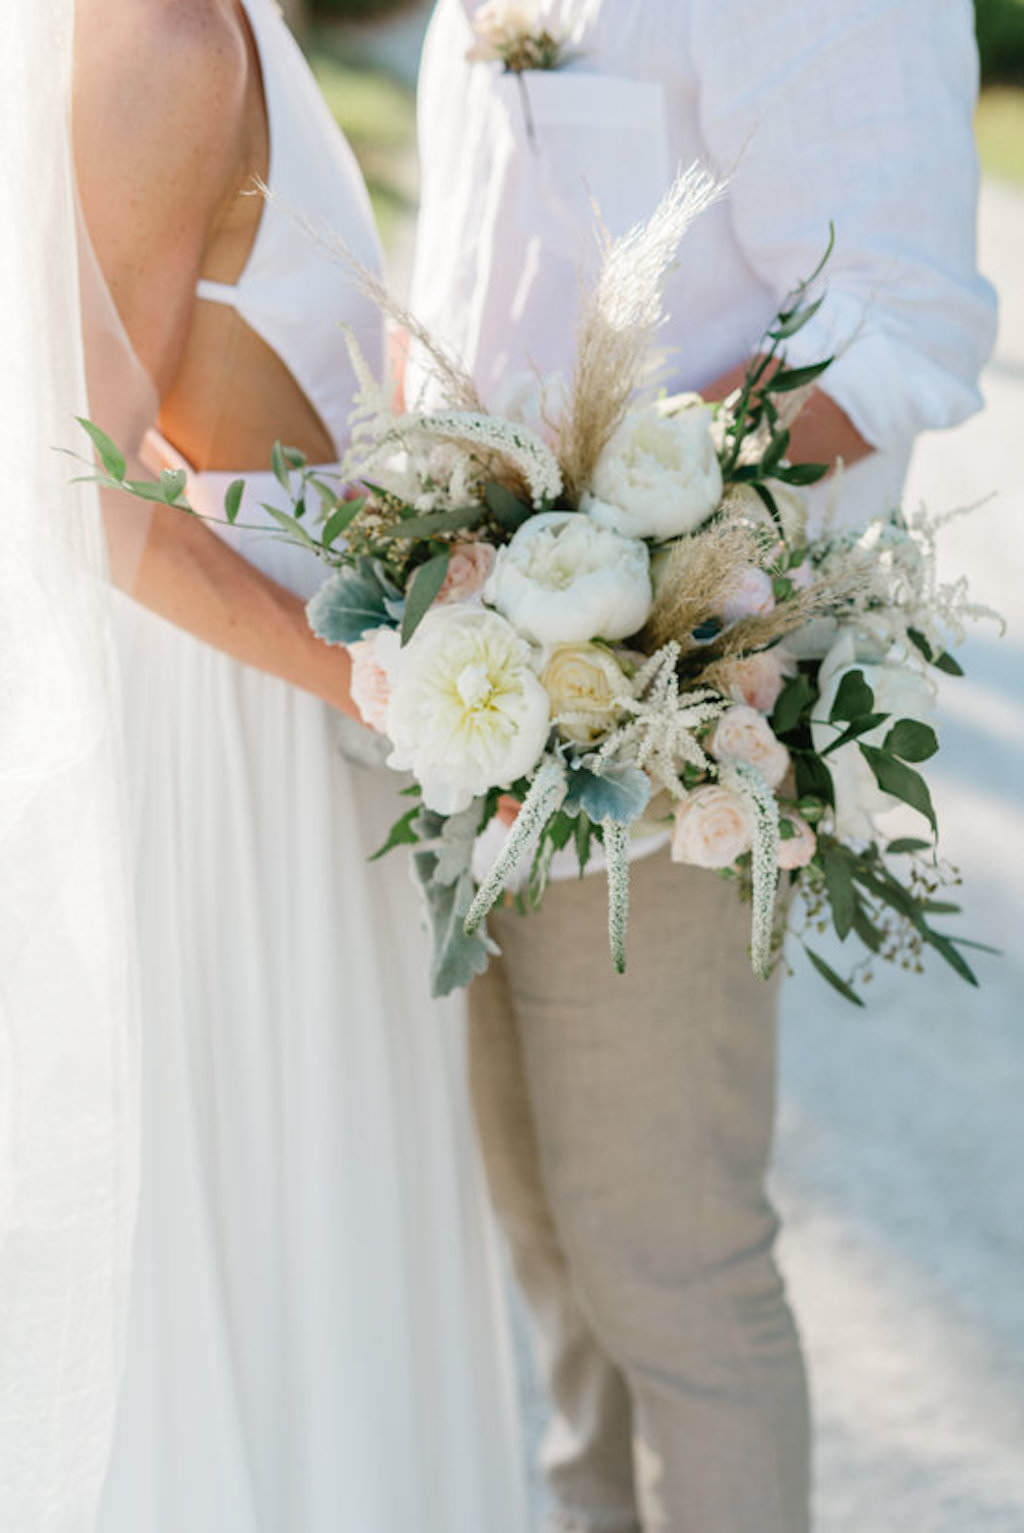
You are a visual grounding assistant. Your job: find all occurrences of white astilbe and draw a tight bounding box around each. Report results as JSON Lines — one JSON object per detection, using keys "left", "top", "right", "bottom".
{"left": 719, "top": 760, "right": 780, "bottom": 980}
{"left": 603, "top": 818, "right": 630, "bottom": 974}
{"left": 347, "top": 410, "right": 562, "bottom": 510}
{"left": 463, "top": 755, "right": 569, "bottom": 935}
{"left": 593, "top": 643, "right": 729, "bottom": 796}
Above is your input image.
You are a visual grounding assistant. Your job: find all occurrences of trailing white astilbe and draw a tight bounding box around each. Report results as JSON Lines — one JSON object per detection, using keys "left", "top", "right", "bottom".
{"left": 464, "top": 754, "right": 569, "bottom": 935}
{"left": 594, "top": 643, "right": 729, "bottom": 797}
{"left": 603, "top": 818, "right": 630, "bottom": 974}
{"left": 719, "top": 760, "right": 780, "bottom": 979}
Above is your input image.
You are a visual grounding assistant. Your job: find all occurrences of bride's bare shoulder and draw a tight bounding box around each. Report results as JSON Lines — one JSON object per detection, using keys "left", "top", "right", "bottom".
{"left": 74, "top": 0, "right": 247, "bottom": 195}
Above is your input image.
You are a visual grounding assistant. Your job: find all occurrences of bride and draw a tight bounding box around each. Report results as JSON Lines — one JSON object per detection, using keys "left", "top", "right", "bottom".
{"left": 64, "top": 1, "right": 527, "bottom": 1528}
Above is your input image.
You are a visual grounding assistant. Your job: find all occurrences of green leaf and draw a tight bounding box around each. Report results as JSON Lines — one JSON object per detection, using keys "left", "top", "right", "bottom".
{"left": 907, "top": 628, "right": 934, "bottom": 662}
{"left": 77, "top": 417, "right": 126, "bottom": 482}
{"left": 160, "top": 468, "right": 187, "bottom": 505}
{"left": 822, "top": 847, "right": 857, "bottom": 940}
{"left": 886, "top": 837, "right": 932, "bottom": 855}
{"left": 412, "top": 858, "right": 496, "bottom": 997}
{"left": 769, "top": 292, "right": 826, "bottom": 341}
{"left": 750, "top": 481, "right": 783, "bottom": 533}
{"left": 378, "top": 505, "right": 485, "bottom": 541}
{"left": 820, "top": 712, "right": 890, "bottom": 756}
{"left": 775, "top": 461, "right": 829, "bottom": 486}
{"left": 401, "top": 551, "right": 451, "bottom": 646}
{"left": 772, "top": 672, "right": 816, "bottom": 735}
{"left": 884, "top": 718, "right": 939, "bottom": 763}
{"left": 271, "top": 440, "right": 291, "bottom": 492}
{"left": 794, "top": 750, "right": 834, "bottom": 806}
{"left": 934, "top": 651, "right": 964, "bottom": 677}
{"left": 767, "top": 358, "right": 834, "bottom": 393}
{"left": 830, "top": 668, "right": 875, "bottom": 723}
{"left": 802, "top": 944, "right": 865, "bottom": 1007}
{"left": 485, "top": 480, "right": 532, "bottom": 530}
{"left": 369, "top": 807, "right": 421, "bottom": 862}
{"left": 224, "top": 479, "right": 245, "bottom": 524}
{"left": 322, "top": 498, "right": 364, "bottom": 548}
{"left": 922, "top": 929, "right": 978, "bottom": 987}
{"left": 859, "top": 745, "right": 937, "bottom": 832}
{"left": 851, "top": 902, "right": 883, "bottom": 953}
{"left": 760, "top": 428, "right": 790, "bottom": 473}
{"left": 260, "top": 502, "right": 319, "bottom": 551}
{"left": 574, "top": 813, "right": 594, "bottom": 874}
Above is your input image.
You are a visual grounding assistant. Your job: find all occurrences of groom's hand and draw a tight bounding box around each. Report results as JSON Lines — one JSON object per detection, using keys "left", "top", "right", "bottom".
{"left": 705, "top": 356, "right": 872, "bottom": 470}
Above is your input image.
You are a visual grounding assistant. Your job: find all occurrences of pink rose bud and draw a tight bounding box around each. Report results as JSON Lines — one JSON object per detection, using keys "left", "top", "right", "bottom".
{"left": 718, "top": 564, "right": 775, "bottom": 625}
{"left": 777, "top": 812, "right": 817, "bottom": 870}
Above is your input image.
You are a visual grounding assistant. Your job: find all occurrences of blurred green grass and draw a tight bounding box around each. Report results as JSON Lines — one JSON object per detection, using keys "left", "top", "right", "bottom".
{"left": 976, "top": 87, "right": 1024, "bottom": 183}
{"left": 307, "top": 39, "right": 417, "bottom": 248}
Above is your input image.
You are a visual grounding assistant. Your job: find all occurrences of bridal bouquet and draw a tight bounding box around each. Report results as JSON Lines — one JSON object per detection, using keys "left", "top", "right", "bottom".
{"left": 83, "top": 170, "right": 997, "bottom": 1001}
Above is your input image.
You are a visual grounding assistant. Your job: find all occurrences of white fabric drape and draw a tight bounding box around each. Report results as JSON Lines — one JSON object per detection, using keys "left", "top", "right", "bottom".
{"left": 0, "top": 3, "right": 139, "bottom": 1528}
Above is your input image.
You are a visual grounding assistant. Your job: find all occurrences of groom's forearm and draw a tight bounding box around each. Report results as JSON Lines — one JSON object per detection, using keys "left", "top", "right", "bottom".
{"left": 703, "top": 357, "right": 873, "bottom": 471}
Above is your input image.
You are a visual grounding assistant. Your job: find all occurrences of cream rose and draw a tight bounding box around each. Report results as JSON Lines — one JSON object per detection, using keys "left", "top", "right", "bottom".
{"left": 708, "top": 704, "right": 790, "bottom": 789}
{"left": 347, "top": 626, "right": 400, "bottom": 735}
{"left": 812, "top": 629, "right": 936, "bottom": 841}
{"left": 540, "top": 642, "right": 631, "bottom": 745}
{"left": 434, "top": 542, "right": 497, "bottom": 606}
{"left": 485, "top": 511, "right": 652, "bottom": 645}
{"left": 715, "top": 647, "right": 797, "bottom": 714}
{"left": 777, "top": 812, "right": 817, "bottom": 870}
{"left": 582, "top": 401, "right": 723, "bottom": 540}
{"left": 385, "top": 605, "right": 551, "bottom": 814}
{"left": 670, "top": 784, "right": 752, "bottom": 869}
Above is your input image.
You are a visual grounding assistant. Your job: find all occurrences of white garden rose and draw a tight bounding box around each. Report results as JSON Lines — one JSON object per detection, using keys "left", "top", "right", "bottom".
{"left": 485, "top": 511, "right": 652, "bottom": 645}
{"left": 708, "top": 704, "right": 791, "bottom": 789}
{"left": 540, "top": 642, "right": 631, "bottom": 745}
{"left": 385, "top": 606, "right": 550, "bottom": 814}
{"left": 581, "top": 401, "right": 723, "bottom": 540}
{"left": 670, "top": 784, "right": 752, "bottom": 868}
{"left": 812, "top": 628, "right": 936, "bottom": 841}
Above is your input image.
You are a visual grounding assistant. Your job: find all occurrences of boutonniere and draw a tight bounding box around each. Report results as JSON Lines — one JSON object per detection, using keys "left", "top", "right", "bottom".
{"left": 467, "top": 1, "right": 587, "bottom": 144}
{"left": 466, "top": 3, "right": 573, "bottom": 75}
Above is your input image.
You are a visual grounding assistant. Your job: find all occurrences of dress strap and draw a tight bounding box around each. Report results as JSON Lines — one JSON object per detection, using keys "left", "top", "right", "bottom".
{"left": 196, "top": 277, "right": 240, "bottom": 307}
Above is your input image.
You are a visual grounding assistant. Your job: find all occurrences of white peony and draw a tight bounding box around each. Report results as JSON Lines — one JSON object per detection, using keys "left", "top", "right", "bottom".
{"left": 812, "top": 628, "right": 936, "bottom": 841}
{"left": 485, "top": 511, "right": 652, "bottom": 645}
{"left": 670, "top": 784, "right": 752, "bottom": 868}
{"left": 582, "top": 401, "right": 723, "bottom": 540}
{"left": 385, "top": 605, "right": 551, "bottom": 814}
{"left": 708, "top": 704, "right": 791, "bottom": 789}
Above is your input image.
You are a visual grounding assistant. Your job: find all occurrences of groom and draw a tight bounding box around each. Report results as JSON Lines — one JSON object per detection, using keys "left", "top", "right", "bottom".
{"left": 410, "top": 3, "right": 995, "bottom": 1529}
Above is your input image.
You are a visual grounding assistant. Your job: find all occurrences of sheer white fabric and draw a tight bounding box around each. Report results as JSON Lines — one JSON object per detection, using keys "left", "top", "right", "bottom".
{"left": 0, "top": 3, "right": 139, "bottom": 1529}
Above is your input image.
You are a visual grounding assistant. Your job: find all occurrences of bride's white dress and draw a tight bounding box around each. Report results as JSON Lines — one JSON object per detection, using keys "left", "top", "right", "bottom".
{"left": 96, "top": 3, "right": 526, "bottom": 1529}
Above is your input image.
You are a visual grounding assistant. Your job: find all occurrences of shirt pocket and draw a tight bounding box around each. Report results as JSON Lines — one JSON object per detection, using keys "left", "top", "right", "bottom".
{"left": 496, "top": 69, "right": 673, "bottom": 267}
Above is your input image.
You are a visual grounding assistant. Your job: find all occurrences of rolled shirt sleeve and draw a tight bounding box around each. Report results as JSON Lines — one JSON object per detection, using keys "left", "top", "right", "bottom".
{"left": 690, "top": 0, "right": 997, "bottom": 451}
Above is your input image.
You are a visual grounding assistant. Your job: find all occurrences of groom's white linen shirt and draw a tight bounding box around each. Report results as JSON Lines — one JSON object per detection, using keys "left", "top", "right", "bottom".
{"left": 410, "top": 0, "right": 997, "bottom": 522}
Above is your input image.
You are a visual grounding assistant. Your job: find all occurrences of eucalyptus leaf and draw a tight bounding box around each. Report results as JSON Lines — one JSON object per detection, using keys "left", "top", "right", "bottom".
{"left": 775, "top": 461, "right": 829, "bottom": 487}
{"left": 77, "top": 417, "right": 126, "bottom": 482}
{"left": 401, "top": 551, "right": 451, "bottom": 646}
{"left": 772, "top": 672, "right": 815, "bottom": 736}
{"left": 886, "top": 837, "right": 932, "bottom": 855}
{"left": 802, "top": 945, "right": 864, "bottom": 1007}
{"left": 822, "top": 847, "right": 857, "bottom": 940}
{"left": 379, "top": 505, "right": 485, "bottom": 541}
{"left": 829, "top": 668, "right": 875, "bottom": 723}
{"left": 883, "top": 718, "right": 939, "bottom": 763}
{"left": 922, "top": 929, "right": 978, "bottom": 987}
{"left": 260, "top": 502, "right": 319, "bottom": 551}
{"left": 160, "top": 468, "right": 187, "bottom": 505}
{"left": 859, "top": 745, "right": 937, "bottom": 832}
{"left": 271, "top": 440, "right": 291, "bottom": 492}
{"left": 485, "top": 480, "right": 532, "bottom": 530}
{"left": 224, "top": 479, "right": 245, "bottom": 524}
{"left": 769, "top": 292, "right": 826, "bottom": 341}
{"left": 934, "top": 651, "right": 964, "bottom": 677}
{"left": 767, "top": 359, "right": 834, "bottom": 393}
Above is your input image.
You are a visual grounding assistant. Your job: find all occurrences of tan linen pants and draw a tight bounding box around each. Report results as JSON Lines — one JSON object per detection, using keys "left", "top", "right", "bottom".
{"left": 469, "top": 850, "right": 810, "bottom": 1533}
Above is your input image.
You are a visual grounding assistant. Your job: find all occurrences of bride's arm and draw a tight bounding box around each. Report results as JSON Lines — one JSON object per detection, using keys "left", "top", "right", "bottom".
{"left": 73, "top": 0, "right": 359, "bottom": 718}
